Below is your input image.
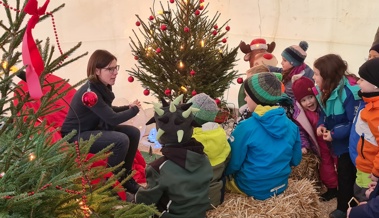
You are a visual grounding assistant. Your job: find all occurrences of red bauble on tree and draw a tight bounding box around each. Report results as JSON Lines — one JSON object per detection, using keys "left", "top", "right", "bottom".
{"left": 156, "top": 48, "right": 162, "bottom": 53}
{"left": 226, "top": 26, "right": 230, "bottom": 31}
{"left": 134, "top": 55, "right": 139, "bottom": 60}
{"left": 222, "top": 38, "right": 227, "bottom": 43}
{"left": 170, "top": 0, "right": 175, "bottom": 3}
{"left": 237, "top": 77, "right": 243, "bottom": 84}
{"left": 213, "top": 25, "right": 218, "bottom": 29}
{"left": 212, "top": 30, "right": 217, "bottom": 36}
{"left": 143, "top": 89, "right": 150, "bottom": 96}
{"left": 82, "top": 91, "right": 98, "bottom": 107}
{"left": 215, "top": 98, "right": 221, "bottom": 105}
{"left": 190, "top": 70, "right": 196, "bottom": 76}
{"left": 195, "top": 10, "right": 200, "bottom": 16}
{"left": 191, "top": 90, "right": 197, "bottom": 96}
{"left": 160, "top": 24, "right": 167, "bottom": 31}
{"left": 128, "top": 76, "right": 134, "bottom": 82}
{"left": 199, "top": 5, "right": 204, "bottom": 10}
{"left": 136, "top": 21, "right": 141, "bottom": 26}
{"left": 184, "top": 27, "right": 190, "bottom": 33}
{"left": 164, "top": 88, "right": 171, "bottom": 96}
{"left": 149, "top": 15, "right": 154, "bottom": 21}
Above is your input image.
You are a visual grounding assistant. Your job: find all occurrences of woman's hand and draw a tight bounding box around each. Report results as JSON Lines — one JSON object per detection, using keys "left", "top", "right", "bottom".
{"left": 130, "top": 99, "right": 142, "bottom": 109}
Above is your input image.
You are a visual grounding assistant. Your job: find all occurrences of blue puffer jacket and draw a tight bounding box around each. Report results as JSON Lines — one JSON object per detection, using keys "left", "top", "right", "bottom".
{"left": 225, "top": 105, "right": 302, "bottom": 200}
{"left": 315, "top": 77, "right": 361, "bottom": 156}
{"left": 349, "top": 100, "right": 365, "bottom": 166}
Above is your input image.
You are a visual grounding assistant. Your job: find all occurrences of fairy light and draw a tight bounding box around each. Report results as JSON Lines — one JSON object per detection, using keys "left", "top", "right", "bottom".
{"left": 180, "top": 45, "right": 184, "bottom": 50}
{"left": 183, "top": 0, "right": 188, "bottom": 4}
{"left": 179, "top": 61, "right": 184, "bottom": 68}
{"left": 157, "top": 10, "right": 163, "bottom": 15}
{"left": 180, "top": 86, "right": 187, "bottom": 93}
{"left": 29, "top": 153, "right": 36, "bottom": 161}
{"left": 200, "top": 40, "right": 205, "bottom": 47}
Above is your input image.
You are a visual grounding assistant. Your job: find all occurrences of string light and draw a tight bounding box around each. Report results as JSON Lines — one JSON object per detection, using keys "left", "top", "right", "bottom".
{"left": 200, "top": 40, "right": 205, "bottom": 47}
{"left": 29, "top": 153, "right": 36, "bottom": 161}
{"left": 178, "top": 61, "right": 184, "bottom": 68}
{"left": 157, "top": 10, "right": 163, "bottom": 15}
{"left": 180, "top": 86, "right": 187, "bottom": 93}
{"left": 180, "top": 45, "right": 184, "bottom": 50}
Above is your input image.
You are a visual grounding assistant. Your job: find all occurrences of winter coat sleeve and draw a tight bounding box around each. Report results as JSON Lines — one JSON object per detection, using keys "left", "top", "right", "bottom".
{"left": 331, "top": 88, "right": 360, "bottom": 140}
{"left": 89, "top": 94, "right": 139, "bottom": 126}
{"left": 112, "top": 105, "right": 130, "bottom": 112}
{"left": 298, "top": 125, "right": 311, "bottom": 150}
{"left": 369, "top": 114, "right": 379, "bottom": 177}
{"left": 290, "top": 127, "right": 302, "bottom": 167}
{"left": 225, "top": 123, "right": 249, "bottom": 176}
{"left": 268, "top": 66, "right": 283, "bottom": 73}
{"left": 135, "top": 165, "right": 164, "bottom": 205}
{"left": 349, "top": 197, "right": 379, "bottom": 218}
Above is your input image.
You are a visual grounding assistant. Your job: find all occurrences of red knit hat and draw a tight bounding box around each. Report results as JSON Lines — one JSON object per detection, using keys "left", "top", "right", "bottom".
{"left": 292, "top": 77, "right": 315, "bottom": 101}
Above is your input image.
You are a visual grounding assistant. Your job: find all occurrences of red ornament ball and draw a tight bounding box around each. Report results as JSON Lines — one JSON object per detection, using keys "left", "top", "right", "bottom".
{"left": 190, "top": 70, "right": 196, "bottom": 76}
{"left": 170, "top": 0, "right": 175, "bottom": 3}
{"left": 199, "top": 5, "right": 204, "bottom": 10}
{"left": 156, "top": 48, "right": 162, "bottom": 53}
{"left": 165, "top": 89, "right": 171, "bottom": 96}
{"left": 222, "top": 38, "right": 227, "bottom": 43}
{"left": 184, "top": 27, "right": 190, "bottom": 33}
{"left": 149, "top": 15, "right": 154, "bottom": 21}
{"left": 226, "top": 26, "right": 230, "bottom": 31}
{"left": 200, "top": 0, "right": 204, "bottom": 2}
{"left": 136, "top": 21, "right": 141, "bottom": 26}
{"left": 134, "top": 55, "right": 139, "bottom": 60}
{"left": 82, "top": 91, "right": 98, "bottom": 107}
{"left": 191, "top": 90, "right": 197, "bottom": 96}
{"left": 214, "top": 25, "right": 218, "bottom": 29}
{"left": 212, "top": 30, "right": 217, "bottom": 36}
{"left": 143, "top": 89, "right": 150, "bottom": 96}
{"left": 195, "top": 10, "right": 200, "bottom": 16}
{"left": 128, "top": 76, "right": 134, "bottom": 82}
{"left": 215, "top": 98, "right": 221, "bottom": 105}
{"left": 160, "top": 24, "right": 167, "bottom": 31}
{"left": 237, "top": 77, "right": 243, "bottom": 84}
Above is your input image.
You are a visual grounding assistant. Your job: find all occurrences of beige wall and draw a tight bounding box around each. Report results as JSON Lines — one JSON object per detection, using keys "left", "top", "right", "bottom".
{"left": 5, "top": 0, "right": 379, "bottom": 108}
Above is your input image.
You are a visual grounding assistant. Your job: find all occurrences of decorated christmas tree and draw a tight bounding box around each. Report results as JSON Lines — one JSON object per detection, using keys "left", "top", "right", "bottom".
{"left": 128, "top": 0, "right": 239, "bottom": 102}
{"left": 0, "top": 1, "right": 156, "bottom": 217}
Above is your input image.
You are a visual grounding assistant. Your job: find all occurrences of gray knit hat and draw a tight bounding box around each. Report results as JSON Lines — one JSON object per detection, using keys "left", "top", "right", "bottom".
{"left": 187, "top": 93, "right": 219, "bottom": 125}
{"left": 244, "top": 72, "right": 282, "bottom": 106}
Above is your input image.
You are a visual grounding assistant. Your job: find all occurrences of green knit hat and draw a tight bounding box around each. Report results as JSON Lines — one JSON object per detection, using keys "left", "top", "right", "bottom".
{"left": 187, "top": 93, "right": 219, "bottom": 125}
{"left": 243, "top": 72, "right": 282, "bottom": 106}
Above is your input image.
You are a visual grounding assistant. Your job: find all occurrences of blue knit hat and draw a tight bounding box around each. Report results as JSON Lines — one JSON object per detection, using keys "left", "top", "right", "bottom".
{"left": 281, "top": 41, "right": 308, "bottom": 67}
{"left": 243, "top": 72, "right": 282, "bottom": 106}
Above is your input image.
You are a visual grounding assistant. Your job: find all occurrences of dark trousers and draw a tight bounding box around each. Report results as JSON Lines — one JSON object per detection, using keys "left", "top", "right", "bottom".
{"left": 69, "top": 125, "right": 140, "bottom": 181}
{"left": 336, "top": 152, "right": 357, "bottom": 212}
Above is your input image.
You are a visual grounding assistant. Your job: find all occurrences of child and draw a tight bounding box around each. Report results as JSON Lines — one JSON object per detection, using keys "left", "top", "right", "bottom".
{"left": 188, "top": 93, "right": 231, "bottom": 209}
{"left": 292, "top": 77, "right": 338, "bottom": 201}
{"left": 348, "top": 181, "right": 379, "bottom": 218}
{"left": 350, "top": 59, "right": 379, "bottom": 202}
{"left": 269, "top": 41, "right": 314, "bottom": 100}
{"left": 135, "top": 95, "right": 212, "bottom": 218}
{"left": 225, "top": 72, "right": 302, "bottom": 200}
{"left": 313, "top": 54, "right": 361, "bottom": 218}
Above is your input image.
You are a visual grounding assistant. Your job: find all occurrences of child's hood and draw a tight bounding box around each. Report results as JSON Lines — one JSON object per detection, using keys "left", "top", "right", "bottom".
{"left": 253, "top": 105, "right": 289, "bottom": 139}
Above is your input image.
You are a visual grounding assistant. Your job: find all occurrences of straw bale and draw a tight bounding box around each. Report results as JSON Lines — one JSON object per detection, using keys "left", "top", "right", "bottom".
{"left": 290, "top": 152, "right": 322, "bottom": 191}
{"left": 207, "top": 179, "right": 321, "bottom": 218}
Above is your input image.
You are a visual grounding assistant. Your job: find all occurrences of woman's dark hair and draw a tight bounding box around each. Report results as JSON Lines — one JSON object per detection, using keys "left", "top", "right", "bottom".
{"left": 313, "top": 54, "right": 348, "bottom": 106}
{"left": 87, "top": 50, "right": 117, "bottom": 82}
{"left": 281, "top": 67, "right": 294, "bottom": 85}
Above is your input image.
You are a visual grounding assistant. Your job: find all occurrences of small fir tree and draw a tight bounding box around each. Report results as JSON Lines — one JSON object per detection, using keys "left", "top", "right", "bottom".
{"left": 0, "top": 1, "right": 157, "bottom": 217}
{"left": 128, "top": 0, "right": 239, "bottom": 102}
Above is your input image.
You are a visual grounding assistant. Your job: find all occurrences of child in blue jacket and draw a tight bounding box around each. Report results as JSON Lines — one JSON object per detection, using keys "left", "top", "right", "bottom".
{"left": 225, "top": 72, "right": 302, "bottom": 200}
{"left": 313, "top": 54, "right": 361, "bottom": 218}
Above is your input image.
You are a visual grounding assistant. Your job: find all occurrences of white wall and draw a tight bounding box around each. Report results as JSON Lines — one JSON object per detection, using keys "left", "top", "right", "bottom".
{"left": 5, "top": 0, "right": 379, "bottom": 108}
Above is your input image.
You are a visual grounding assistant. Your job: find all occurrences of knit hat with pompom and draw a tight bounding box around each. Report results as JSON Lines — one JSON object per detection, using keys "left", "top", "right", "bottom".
{"left": 281, "top": 41, "right": 309, "bottom": 67}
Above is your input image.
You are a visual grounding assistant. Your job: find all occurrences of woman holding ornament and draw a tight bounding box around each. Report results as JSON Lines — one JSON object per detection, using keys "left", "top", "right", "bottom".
{"left": 61, "top": 49, "right": 142, "bottom": 194}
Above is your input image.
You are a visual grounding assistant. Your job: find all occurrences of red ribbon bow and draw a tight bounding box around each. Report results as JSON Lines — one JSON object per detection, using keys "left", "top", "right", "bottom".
{"left": 22, "top": 0, "right": 50, "bottom": 99}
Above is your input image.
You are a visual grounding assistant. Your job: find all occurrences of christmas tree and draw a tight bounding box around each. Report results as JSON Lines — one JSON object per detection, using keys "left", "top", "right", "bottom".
{"left": 0, "top": 1, "right": 156, "bottom": 217}
{"left": 128, "top": 0, "right": 239, "bottom": 102}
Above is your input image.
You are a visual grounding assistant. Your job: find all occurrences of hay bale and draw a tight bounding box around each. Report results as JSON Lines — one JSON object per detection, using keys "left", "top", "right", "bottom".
{"left": 207, "top": 179, "right": 321, "bottom": 218}
{"left": 290, "top": 152, "right": 322, "bottom": 191}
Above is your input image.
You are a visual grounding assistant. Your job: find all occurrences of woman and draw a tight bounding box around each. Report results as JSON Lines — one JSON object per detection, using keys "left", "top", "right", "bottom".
{"left": 61, "top": 49, "right": 141, "bottom": 194}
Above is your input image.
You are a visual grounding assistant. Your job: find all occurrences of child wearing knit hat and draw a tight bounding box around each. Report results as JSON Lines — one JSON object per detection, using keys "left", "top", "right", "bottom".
{"left": 188, "top": 93, "right": 231, "bottom": 209}
{"left": 225, "top": 72, "right": 302, "bottom": 200}
{"left": 292, "top": 77, "right": 338, "bottom": 202}
{"left": 347, "top": 58, "right": 379, "bottom": 218}
{"left": 268, "top": 41, "right": 314, "bottom": 100}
